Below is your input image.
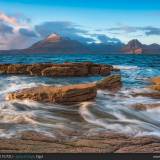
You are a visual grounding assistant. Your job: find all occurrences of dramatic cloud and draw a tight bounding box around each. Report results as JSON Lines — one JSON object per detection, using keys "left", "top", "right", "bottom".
{"left": 0, "top": 12, "right": 39, "bottom": 49}
{"left": 35, "top": 21, "right": 86, "bottom": 37}
{"left": 107, "top": 26, "right": 160, "bottom": 36}
{"left": 35, "top": 21, "right": 95, "bottom": 43}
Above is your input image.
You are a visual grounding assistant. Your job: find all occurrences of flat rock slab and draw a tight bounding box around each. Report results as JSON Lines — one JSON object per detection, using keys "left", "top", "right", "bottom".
{"left": 6, "top": 75, "right": 122, "bottom": 104}
{"left": 0, "top": 131, "right": 159, "bottom": 153}
{"left": 7, "top": 83, "right": 97, "bottom": 104}
{"left": 0, "top": 62, "right": 115, "bottom": 77}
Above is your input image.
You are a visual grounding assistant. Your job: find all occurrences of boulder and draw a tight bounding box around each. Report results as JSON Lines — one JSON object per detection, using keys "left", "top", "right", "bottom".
{"left": 6, "top": 83, "right": 97, "bottom": 104}
{"left": 96, "top": 75, "right": 122, "bottom": 91}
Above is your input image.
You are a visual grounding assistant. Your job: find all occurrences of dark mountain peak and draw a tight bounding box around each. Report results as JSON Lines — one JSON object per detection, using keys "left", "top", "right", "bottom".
{"left": 127, "top": 39, "right": 142, "bottom": 49}
{"left": 122, "top": 39, "right": 143, "bottom": 54}
{"left": 26, "top": 33, "right": 90, "bottom": 54}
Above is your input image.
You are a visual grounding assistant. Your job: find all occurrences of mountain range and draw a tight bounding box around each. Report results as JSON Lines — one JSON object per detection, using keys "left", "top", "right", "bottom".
{"left": 0, "top": 34, "right": 160, "bottom": 54}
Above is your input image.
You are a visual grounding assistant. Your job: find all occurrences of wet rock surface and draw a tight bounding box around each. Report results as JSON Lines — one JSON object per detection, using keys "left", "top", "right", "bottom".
{"left": 0, "top": 131, "right": 159, "bottom": 153}
{"left": 7, "top": 83, "right": 97, "bottom": 104}
{"left": 0, "top": 62, "right": 115, "bottom": 77}
{"left": 96, "top": 75, "right": 122, "bottom": 91}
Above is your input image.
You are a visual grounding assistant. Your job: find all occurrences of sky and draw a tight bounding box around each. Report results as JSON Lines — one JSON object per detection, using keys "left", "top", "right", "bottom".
{"left": 0, "top": 0, "right": 160, "bottom": 49}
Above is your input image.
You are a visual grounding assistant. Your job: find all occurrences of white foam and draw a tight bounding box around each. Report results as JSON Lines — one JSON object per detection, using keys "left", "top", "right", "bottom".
{"left": 113, "top": 65, "right": 139, "bottom": 70}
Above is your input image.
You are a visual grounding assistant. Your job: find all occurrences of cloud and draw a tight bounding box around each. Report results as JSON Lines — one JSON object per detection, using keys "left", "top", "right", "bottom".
{"left": 35, "top": 21, "right": 123, "bottom": 44}
{"left": 0, "top": 12, "right": 39, "bottom": 49}
{"left": 0, "top": 12, "right": 19, "bottom": 26}
{"left": 19, "top": 28, "right": 38, "bottom": 37}
{"left": 92, "top": 34, "right": 122, "bottom": 44}
{"left": 107, "top": 25, "right": 160, "bottom": 36}
{"left": 35, "top": 21, "right": 95, "bottom": 43}
{"left": 142, "top": 27, "right": 160, "bottom": 36}
{"left": 0, "top": 23, "right": 13, "bottom": 35}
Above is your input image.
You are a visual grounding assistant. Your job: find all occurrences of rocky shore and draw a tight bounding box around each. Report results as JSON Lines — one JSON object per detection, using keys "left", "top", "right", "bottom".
{"left": 0, "top": 62, "right": 160, "bottom": 153}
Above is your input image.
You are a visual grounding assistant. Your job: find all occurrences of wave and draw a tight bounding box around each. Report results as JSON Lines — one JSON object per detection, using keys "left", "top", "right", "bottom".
{"left": 113, "top": 65, "right": 140, "bottom": 70}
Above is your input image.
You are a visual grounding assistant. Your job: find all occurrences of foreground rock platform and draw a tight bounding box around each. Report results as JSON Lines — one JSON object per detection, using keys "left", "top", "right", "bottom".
{"left": 0, "top": 131, "right": 160, "bottom": 153}
{"left": 0, "top": 62, "right": 116, "bottom": 77}
{"left": 7, "top": 83, "right": 97, "bottom": 104}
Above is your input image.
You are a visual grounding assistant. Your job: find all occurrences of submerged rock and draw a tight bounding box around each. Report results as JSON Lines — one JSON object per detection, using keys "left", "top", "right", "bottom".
{"left": 131, "top": 103, "right": 160, "bottom": 111}
{"left": 7, "top": 83, "right": 97, "bottom": 104}
{"left": 0, "top": 62, "right": 116, "bottom": 77}
{"left": 132, "top": 92, "right": 160, "bottom": 99}
{"left": 96, "top": 75, "right": 122, "bottom": 91}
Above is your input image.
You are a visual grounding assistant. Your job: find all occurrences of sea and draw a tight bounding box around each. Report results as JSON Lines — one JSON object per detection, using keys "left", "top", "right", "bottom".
{"left": 0, "top": 53, "right": 160, "bottom": 139}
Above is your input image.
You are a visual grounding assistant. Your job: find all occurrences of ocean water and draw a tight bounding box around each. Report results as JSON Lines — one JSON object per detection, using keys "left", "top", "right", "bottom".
{"left": 0, "top": 53, "right": 160, "bottom": 139}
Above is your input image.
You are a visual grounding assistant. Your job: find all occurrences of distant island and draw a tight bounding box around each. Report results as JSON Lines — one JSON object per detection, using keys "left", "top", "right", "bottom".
{"left": 0, "top": 33, "right": 160, "bottom": 54}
